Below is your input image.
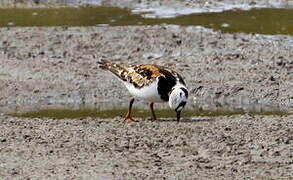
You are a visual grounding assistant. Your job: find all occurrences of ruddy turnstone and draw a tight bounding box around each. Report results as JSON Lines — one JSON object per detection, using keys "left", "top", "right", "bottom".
{"left": 98, "top": 60, "right": 188, "bottom": 122}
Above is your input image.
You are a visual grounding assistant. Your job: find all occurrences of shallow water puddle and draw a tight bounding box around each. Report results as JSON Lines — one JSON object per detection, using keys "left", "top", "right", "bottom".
{"left": 0, "top": 7, "right": 293, "bottom": 35}
{"left": 10, "top": 107, "right": 291, "bottom": 119}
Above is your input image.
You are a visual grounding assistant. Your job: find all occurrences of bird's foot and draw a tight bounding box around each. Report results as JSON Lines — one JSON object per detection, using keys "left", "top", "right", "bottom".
{"left": 124, "top": 116, "right": 138, "bottom": 122}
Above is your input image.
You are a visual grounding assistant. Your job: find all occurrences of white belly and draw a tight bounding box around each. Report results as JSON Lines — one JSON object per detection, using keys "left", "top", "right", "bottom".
{"left": 123, "top": 81, "right": 164, "bottom": 102}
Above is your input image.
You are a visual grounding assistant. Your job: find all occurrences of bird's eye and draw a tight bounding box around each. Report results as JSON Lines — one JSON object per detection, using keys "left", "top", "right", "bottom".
{"left": 180, "top": 92, "right": 183, "bottom": 97}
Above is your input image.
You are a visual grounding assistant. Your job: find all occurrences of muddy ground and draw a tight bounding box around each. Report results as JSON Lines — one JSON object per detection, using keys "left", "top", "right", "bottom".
{"left": 0, "top": 26, "right": 292, "bottom": 108}
{"left": 0, "top": 115, "right": 292, "bottom": 179}
{"left": 0, "top": 25, "right": 292, "bottom": 180}
{"left": 0, "top": 0, "right": 293, "bottom": 179}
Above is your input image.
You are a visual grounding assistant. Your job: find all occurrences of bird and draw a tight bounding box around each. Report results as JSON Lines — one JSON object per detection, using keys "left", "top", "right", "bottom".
{"left": 98, "top": 60, "right": 188, "bottom": 122}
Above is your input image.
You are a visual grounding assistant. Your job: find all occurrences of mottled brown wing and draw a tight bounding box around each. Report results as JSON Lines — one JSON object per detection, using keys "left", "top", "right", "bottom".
{"left": 130, "top": 64, "right": 186, "bottom": 88}
{"left": 129, "top": 65, "right": 165, "bottom": 88}
{"left": 99, "top": 61, "right": 160, "bottom": 88}
{"left": 99, "top": 61, "right": 185, "bottom": 89}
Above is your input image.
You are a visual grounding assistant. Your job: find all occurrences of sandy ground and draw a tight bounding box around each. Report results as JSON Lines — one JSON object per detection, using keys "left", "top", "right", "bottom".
{"left": 1, "top": 115, "right": 293, "bottom": 179}
{"left": 0, "top": 25, "right": 292, "bottom": 180}
{"left": 0, "top": 0, "right": 293, "bottom": 179}
{"left": 0, "top": 26, "right": 292, "bottom": 109}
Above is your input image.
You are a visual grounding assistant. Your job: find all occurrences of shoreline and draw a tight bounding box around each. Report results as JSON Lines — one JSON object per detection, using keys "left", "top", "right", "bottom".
{"left": 0, "top": 0, "right": 293, "bottom": 18}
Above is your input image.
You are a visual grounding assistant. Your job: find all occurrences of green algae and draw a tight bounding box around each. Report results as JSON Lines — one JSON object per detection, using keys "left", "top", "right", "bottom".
{"left": 1, "top": 7, "right": 293, "bottom": 35}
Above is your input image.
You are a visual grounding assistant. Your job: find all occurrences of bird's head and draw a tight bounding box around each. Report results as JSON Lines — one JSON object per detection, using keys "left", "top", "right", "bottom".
{"left": 168, "top": 85, "right": 188, "bottom": 122}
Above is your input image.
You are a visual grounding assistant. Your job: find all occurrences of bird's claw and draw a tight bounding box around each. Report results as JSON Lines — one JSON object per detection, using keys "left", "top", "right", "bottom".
{"left": 124, "top": 117, "right": 138, "bottom": 122}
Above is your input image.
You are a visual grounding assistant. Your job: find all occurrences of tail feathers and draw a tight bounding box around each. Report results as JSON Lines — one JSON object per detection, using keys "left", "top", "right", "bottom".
{"left": 98, "top": 59, "right": 128, "bottom": 81}
{"left": 97, "top": 59, "right": 114, "bottom": 70}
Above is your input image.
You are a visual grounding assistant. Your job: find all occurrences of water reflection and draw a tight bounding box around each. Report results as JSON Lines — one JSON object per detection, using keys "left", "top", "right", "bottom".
{"left": 2, "top": 100, "right": 291, "bottom": 119}
{"left": 0, "top": 7, "right": 293, "bottom": 35}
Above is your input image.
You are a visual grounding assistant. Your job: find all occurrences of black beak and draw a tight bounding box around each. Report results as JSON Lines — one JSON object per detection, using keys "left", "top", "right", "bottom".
{"left": 176, "top": 111, "right": 181, "bottom": 122}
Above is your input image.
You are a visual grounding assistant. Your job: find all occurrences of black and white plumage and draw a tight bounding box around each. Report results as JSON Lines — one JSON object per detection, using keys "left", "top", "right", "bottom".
{"left": 98, "top": 60, "right": 188, "bottom": 122}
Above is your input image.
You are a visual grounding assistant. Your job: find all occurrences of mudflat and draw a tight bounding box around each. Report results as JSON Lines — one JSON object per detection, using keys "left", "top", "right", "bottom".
{"left": 0, "top": 1, "right": 293, "bottom": 179}
{"left": 1, "top": 115, "right": 293, "bottom": 179}
{"left": 0, "top": 26, "right": 292, "bottom": 107}
{"left": 0, "top": 25, "right": 292, "bottom": 179}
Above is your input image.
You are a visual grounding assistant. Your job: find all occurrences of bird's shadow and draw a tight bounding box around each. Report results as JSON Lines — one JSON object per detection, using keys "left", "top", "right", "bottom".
{"left": 148, "top": 117, "right": 215, "bottom": 123}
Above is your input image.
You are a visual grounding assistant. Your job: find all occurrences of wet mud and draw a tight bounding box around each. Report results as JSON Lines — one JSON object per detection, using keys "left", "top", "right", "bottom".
{"left": 0, "top": 26, "right": 292, "bottom": 108}
{"left": 1, "top": 115, "right": 293, "bottom": 179}
{"left": 0, "top": 0, "right": 293, "bottom": 179}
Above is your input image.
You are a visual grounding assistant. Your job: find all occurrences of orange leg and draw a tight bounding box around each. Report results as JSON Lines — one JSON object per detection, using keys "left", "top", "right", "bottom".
{"left": 150, "top": 102, "right": 157, "bottom": 121}
{"left": 124, "top": 98, "right": 138, "bottom": 122}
